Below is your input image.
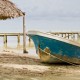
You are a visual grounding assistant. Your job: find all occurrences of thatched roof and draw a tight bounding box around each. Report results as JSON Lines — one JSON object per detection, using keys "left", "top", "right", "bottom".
{"left": 0, "top": 0, "right": 24, "bottom": 20}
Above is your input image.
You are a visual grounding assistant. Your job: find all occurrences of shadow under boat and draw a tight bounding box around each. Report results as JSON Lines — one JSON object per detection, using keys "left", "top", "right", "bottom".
{"left": 28, "top": 31, "right": 80, "bottom": 65}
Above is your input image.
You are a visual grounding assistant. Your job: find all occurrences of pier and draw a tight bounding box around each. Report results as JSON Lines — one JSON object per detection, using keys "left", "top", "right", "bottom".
{"left": 49, "top": 32, "right": 80, "bottom": 42}
{"left": 0, "top": 32, "right": 80, "bottom": 49}
{"left": 0, "top": 33, "right": 27, "bottom": 49}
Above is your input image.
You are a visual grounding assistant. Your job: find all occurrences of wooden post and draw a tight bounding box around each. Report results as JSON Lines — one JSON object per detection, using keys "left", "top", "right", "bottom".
{"left": 4, "top": 35, "right": 7, "bottom": 48}
{"left": 23, "top": 13, "right": 28, "bottom": 53}
{"left": 77, "top": 34, "right": 80, "bottom": 43}
{"left": 68, "top": 34, "right": 69, "bottom": 39}
{"left": 17, "top": 34, "right": 20, "bottom": 48}
{"left": 29, "top": 38, "right": 31, "bottom": 47}
{"left": 62, "top": 34, "right": 63, "bottom": 37}
{"left": 64, "top": 33, "right": 66, "bottom": 38}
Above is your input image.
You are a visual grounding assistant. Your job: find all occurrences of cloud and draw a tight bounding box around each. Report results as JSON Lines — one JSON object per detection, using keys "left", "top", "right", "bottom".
{"left": 12, "top": 0, "right": 80, "bottom": 18}
{"left": 10, "top": 0, "right": 80, "bottom": 32}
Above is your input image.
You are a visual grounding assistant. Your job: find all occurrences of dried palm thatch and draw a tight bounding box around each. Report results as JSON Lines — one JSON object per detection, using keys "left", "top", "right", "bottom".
{"left": 0, "top": 0, "right": 24, "bottom": 20}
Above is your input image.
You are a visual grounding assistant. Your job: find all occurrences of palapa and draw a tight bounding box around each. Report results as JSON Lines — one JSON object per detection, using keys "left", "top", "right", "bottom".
{"left": 0, "top": 0, "right": 27, "bottom": 53}
{"left": 0, "top": 0, "right": 24, "bottom": 19}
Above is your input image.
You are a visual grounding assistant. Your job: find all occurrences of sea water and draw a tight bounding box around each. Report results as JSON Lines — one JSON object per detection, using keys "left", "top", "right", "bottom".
{"left": 0, "top": 36, "right": 29, "bottom": 48}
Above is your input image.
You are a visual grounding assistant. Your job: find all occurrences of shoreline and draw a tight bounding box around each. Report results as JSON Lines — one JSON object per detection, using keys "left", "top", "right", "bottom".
{"left": 0, "top": 48, "right": 80, "bottom": 80}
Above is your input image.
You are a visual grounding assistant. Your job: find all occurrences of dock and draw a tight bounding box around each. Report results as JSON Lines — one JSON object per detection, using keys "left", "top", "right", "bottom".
{"left": 49, "top": 32, "right": 80, "bottom": 42}
{"left": 0, "top": 32, "right": 80, "bottom": 49}
{"left": 0, "top": 33, "right": 27, "bottom": 48}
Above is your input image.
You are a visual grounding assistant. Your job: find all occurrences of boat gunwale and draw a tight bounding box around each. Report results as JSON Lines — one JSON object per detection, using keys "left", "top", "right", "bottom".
{"left": 28, "top": 31, "right": 80, "bottom": 47}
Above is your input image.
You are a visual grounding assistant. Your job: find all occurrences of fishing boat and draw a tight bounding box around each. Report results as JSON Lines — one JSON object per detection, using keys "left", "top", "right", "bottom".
{"left": 28, "top": 31, "right": 80, "bottom": 64}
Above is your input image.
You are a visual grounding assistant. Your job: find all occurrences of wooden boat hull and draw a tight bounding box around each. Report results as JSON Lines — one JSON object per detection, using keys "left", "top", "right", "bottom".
{"left": 38, "top": 47, "right": 64, "bottom": 63}
{"left": 28, "top": 31, "right": 80, "bottom": 64}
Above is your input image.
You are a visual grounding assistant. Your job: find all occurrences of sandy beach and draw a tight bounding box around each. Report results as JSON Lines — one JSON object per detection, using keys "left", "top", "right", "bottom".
{"left": 0, "top": 48, "right": 80, "bottom": 80}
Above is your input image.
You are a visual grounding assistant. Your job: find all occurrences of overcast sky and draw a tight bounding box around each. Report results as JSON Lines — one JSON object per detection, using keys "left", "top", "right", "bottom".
{"left": 0, "top": 0, "right": 80, "bottom": 33}
{"left": 12, "top": 0, "right": 80, "bottom": 17}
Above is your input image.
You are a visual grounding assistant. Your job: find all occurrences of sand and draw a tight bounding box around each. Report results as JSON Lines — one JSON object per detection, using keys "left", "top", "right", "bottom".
{"left": 0, "top": 48, "right": 80, "bottom": 80}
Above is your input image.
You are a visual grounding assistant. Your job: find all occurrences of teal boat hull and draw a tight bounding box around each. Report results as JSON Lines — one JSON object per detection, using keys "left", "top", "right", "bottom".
{"left": 28, "top": 31, "right": 80, "bottom": 64}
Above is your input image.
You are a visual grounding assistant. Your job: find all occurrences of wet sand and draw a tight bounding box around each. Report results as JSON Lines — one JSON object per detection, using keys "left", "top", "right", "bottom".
{"left": 0, "top": 48, "right": 80, "bottom": 80}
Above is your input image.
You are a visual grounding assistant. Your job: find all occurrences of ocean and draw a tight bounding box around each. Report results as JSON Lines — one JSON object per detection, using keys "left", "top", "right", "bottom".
{"left": 0, "top": 36, "right": 30, "bottom": 48}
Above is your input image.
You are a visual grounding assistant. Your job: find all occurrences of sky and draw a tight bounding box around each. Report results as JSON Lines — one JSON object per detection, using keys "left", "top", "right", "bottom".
{"left": 0, "top": 0, "right": 80, "bottom": 32}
